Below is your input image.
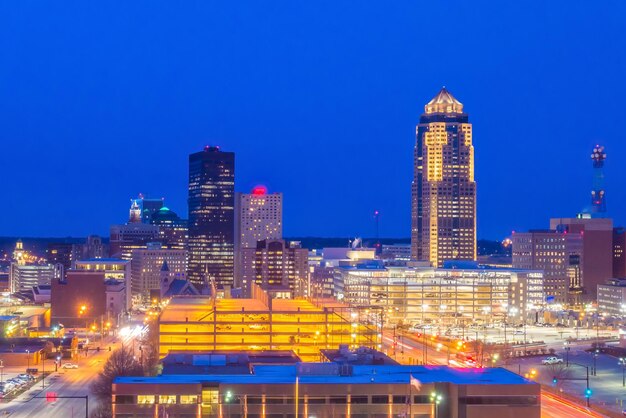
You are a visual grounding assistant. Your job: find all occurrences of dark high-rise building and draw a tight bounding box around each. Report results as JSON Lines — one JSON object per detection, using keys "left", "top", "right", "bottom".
{"left": 187, "top": 146, "right": 235, "bottom": 288}
{"left": 411, "top": 87, "right": 476, "bottom": 266}
{"left": 47, "top": 242, "right": 81, "bottom": 271}
{"left": 151, "top": 207, "right": 188, "bottom": 250}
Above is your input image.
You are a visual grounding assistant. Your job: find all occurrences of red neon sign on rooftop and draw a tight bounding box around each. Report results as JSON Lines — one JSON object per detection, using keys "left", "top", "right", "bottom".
{"left": 251, "top": 185, "right": 268, "bottom": 195}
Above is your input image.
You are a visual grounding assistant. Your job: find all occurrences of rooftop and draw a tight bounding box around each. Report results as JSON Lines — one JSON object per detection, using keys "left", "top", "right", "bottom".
{"left": 424, "top": 87, "right": 464, "bottom": 114}
{"left": 160, "top": 296, "right": 349, "bottom": 322}
{"left": 115, "top": 364, "right": 531, "bottom": 386}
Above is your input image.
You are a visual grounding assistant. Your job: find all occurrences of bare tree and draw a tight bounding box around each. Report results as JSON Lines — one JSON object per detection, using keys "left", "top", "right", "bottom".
{"left": 138, "top": 322, "right": 160, "bottom": 376}
{"left": 90, "top": 346, "right": 143, "bottom": 402}
{"left": 545, "top": 363, "right": 571, "bottom": 384}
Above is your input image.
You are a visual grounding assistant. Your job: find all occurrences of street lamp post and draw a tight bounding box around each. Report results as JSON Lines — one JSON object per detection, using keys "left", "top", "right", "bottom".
{"left": 26, "top": 349, "right": 30, "bottom": 371}
{"left": 430, "top": 392, "right": 443, "bottom": 418}
{"left": 592, "top": 350, "right": 599, "bottom": 376}
{"left": 620, "top": 358, "right": 626, "bottom": 387}
{"left": 0, "top": 359, "right": 3, "bottom": 384}
{"left": 563, "top": 342, "right": 570, "bottom": 367}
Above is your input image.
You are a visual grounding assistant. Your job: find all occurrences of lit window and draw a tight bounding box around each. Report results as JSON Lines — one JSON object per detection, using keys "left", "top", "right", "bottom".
{"left": 138, "top": 395, "right": 155, "bottom": 404}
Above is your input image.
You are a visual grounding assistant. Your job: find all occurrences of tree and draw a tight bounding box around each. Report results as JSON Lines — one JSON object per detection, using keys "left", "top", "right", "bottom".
{"left": 90, "top": 403, "right": 112, "bottom": 418}
{"left": 545, "top": 363, "right": 571, "bottom": 385}
{"left": 139, "top": 322, "right": 160, "bottom": 376}
{"left": 90, "top": 346, "right": 143, "bottom": 402}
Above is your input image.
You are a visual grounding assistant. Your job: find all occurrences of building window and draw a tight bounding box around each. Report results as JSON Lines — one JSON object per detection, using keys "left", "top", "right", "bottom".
{"left": 159, "top": 395, "right": 176, "bottom": 404}
{"left": 180, "top": 395, "right": 198, "bottom": 404}
{"left": 137, "top": 395, "right": 155, "bottom": 404}
{"left": 114, "top": 395, "right": 135, "bottom": 404}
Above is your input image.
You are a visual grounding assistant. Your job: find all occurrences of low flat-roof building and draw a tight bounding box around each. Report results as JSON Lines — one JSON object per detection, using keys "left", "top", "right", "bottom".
{"left": 112, "top": 350, "right": 540, "bottom": 418}
{"left": 158, "top": 285, "right": 380, "bottom": 361}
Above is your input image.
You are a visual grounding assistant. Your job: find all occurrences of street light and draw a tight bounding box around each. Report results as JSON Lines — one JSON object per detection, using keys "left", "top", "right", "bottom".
{"left": 620, "top": 358, "right": 626, "bottom": 387}
{"left": 592, "top": 349, "right": 599, "bottom": 376}
{"left": 563, "top": 342, "right": 570, "bottom": 367}
{"left": 26, "top": 349, "right": 30, "bottom": 371}
{"left": 430, "top": 391, "right": 443, "bottom": 418}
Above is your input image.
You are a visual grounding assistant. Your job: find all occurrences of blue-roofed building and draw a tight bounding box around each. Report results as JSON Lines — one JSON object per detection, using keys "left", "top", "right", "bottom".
{"left": 112, "top": 349, "right": 540, "bottom": 418}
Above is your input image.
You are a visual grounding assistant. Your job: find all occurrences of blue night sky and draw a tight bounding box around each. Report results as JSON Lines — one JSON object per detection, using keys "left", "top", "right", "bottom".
{"left": 1, "top": 1, "right": 625, "bottom": 240}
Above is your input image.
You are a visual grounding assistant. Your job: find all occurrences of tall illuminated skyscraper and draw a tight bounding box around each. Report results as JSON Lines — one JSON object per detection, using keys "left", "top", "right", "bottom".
{"left": 234, "top": 186, "right": 283, "bottom": 287}
{"left": 187, "top": 146, "right": 235, "bottom": 289}
{"left": 411, "top": 87, "right": 476, "bottom": 266}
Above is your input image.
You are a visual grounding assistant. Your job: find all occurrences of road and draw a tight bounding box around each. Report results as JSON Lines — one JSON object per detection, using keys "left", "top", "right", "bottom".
{"left": 0, "top": 324, "right": 146, "bottom": 417}
{"left": 383, "top": 329, "right": 613, "bottom": 418}
{"left": 541, "top": 391, "right": 608, "bottom": 418}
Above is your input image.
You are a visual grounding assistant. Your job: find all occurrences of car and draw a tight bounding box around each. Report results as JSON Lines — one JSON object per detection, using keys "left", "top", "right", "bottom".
{"left": 17, "top": 374, "right": 33, "bottom": 381}
{"left": 514, "top": 330, "right": 524, "bottom": 335}
{"left": 542, "top": 357, "right": 564, "bottom": 365}
{"left": 61, "top": 363, "right": 78, "bottom": 369}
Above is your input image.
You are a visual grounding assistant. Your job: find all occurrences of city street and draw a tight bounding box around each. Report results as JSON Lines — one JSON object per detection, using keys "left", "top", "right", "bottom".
{"left": 0, "top": 325, "right": 145, "bottom": 417}
{"left": 383, "top": 329, "right": 616, "bottom": 418}
{"left": 508, "top": 348, "right": 626, "bottom": 416}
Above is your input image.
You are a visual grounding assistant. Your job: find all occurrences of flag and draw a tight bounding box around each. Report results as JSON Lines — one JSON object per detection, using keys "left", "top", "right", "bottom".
{"left": 410, "top": 375, "right": 421, "bottom": 391}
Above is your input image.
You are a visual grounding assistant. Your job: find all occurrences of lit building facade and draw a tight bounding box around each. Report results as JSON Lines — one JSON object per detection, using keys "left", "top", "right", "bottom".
{"left": 131, "top": 243, "right": 187, "bottom": 301}
{"left": 335, "top": 265, "right": 544, "bottom": 326}
{"left": 109, "top": 223, "right": 160, "bottom": 260}
{"left": 151, "top": 206, "right": 188, "bottom": 250}
{"left": 550, "top": 217, "right": 614, "bottom": 302}
{"left": 188, "top": 146, "right": 235, "bottom": 289}
{"left": 597, "top": 278, "right": 626, "bottom": 317}
{"left": 241, "top": 239, "right": 308, "bottom": 297}
{"left": 9, "top": 263, "right": 63, "bottom": 294}
{"left": 75, "top": 258, "right": 131, "bottom": 310}
{"left": 511, "top": 230, "right": 582, "bottom": 306}
{"left": 411, "top": 88, "right": 476, "bottom": 267}
{"left": 234, "top": 187, "right": 283, "bottom": 287}
{"left": 157, "top": 287, "right": 380, "bottom": 361}
{"left": 112, "top": 353, "right": 540, "bottom": 418}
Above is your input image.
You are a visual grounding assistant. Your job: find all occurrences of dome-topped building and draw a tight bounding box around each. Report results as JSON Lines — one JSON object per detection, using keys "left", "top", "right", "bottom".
{"left": 425, "top": 87, "right": 464, "bottom": 114}
{"left": 150, "top": 207, "right": 188, "bottom": 250}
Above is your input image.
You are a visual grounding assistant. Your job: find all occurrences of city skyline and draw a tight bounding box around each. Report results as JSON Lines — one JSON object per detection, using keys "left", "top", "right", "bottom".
{"left": 1, "top": 2, "right": 626, "bottom": 241}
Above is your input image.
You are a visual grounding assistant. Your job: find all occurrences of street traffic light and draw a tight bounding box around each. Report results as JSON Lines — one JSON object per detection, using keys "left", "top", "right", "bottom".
{"left": 552, "top": 377, "right": 557, "bottom": 384}
{"left": 585, "top": 388, "right": 592, "bottom": 398}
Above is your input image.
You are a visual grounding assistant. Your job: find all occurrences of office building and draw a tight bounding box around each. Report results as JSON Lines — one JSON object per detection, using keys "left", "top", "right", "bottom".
{"left": 157, "top": 286, "right": 379, "bottom": 361}
{"left": 9, "top": 263, "right": 63, "bottom": 294}
{"left": 550, "top": 217, "right": 613, "bottom": 301}
{"left": 150, "top": 206, "right": 188, "bottom": 250}
{"left": 411, "top": 87, "right": 477, "bottom": 267}
{"left": 309, "top": 247, "right": 377, "bottom": 299}
{"left": 335, "top": 263, "right": 544, "bottom": 326}
{"left": 46, "top": 242, "right": 81, "bottom": 271}
{"left": 614, "top": 227, "right": 626, "bottom": 278}
{"left": 598, "top": 278, "right": 626, "bottom": 317}
{"left": 83, "top": 235, "right": 106, "bottom": 259}
{"left": 234, "top": 186, "right": 283, "bottom": 287}
{"left": 381, "top": 243, "right": 412, "bottom": 265}
{"left": 188, "top": 146, "right": 235, "bottom": 289}
{"left": 75, "top": 258, "right": 131, "bottom": 311}
{"left": 241, "top": 239, "right": 308, "bottom": 297}
{"left": 112, "top": 350, "right": 540, "bottom": 418}
{"left": 109, "top": 223, "right": 160, "bottom": 260}
{"left": 511, "top": 230, "right": 582, "bottom": 306}
{"left": 130, "top": 243, "right": 187, "bottom": 301}
{"left": 51, "top": 270, "right": 106, "bottom": 328}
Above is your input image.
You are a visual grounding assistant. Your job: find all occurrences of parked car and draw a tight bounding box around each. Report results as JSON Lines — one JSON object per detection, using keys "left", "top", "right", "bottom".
{"left": 542, "top": 357, "right": 564, "bottom": 365}
{"left": 61, "top": 363, "right": 79, "bottom": 369}
{"left": 17, "top": 374, "right": 33, "bottom": 381}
